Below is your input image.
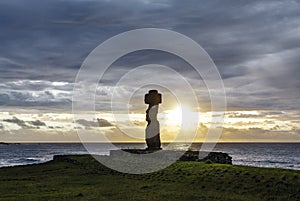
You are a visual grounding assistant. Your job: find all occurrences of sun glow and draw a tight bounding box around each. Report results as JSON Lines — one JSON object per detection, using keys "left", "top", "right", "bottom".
{"left": 164, "top": 105, "right": 199, "bottom": 130}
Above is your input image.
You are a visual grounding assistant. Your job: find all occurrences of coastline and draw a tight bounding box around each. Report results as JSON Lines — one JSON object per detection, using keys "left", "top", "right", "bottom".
{"left": 1, "top": 154, "right": 299, "bottom": 171}
{"left": 1, "top": 143, "right": 299, "bottom": 170}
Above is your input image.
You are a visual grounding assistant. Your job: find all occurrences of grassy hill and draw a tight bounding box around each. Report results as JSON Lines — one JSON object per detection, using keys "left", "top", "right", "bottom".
{"left": 0, "top": 155, "right": 299, "bottom": 201}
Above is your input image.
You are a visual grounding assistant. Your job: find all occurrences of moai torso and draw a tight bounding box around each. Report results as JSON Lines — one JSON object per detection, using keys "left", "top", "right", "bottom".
{"left": 144, "top": 90, "right": 162, "bottom": 150}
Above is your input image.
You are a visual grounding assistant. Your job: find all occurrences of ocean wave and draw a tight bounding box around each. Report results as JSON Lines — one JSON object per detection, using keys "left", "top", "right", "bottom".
{"left": 0, "top": 156, "right": 53, "bottom": 167}
{"left": 234, "top": 159, "right": 291, "bottom": 164}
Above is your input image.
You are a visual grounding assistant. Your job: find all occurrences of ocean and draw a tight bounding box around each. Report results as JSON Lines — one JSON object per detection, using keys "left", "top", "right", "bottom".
{"left": 0, "top": 143, "right": 299, "bottom": 170}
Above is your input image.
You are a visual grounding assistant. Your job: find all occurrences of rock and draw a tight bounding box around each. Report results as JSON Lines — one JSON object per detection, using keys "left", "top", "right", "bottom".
{"left": 196, "top": 152, "right": 232, "bottom": 164}
{"left": 180, "top": 151, "right": 232, "bottom": 164}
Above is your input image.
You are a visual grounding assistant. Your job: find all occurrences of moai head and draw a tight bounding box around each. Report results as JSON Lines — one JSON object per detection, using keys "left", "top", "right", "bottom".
{"left": 144, "top": 90, "right": 162, "bottom": 106}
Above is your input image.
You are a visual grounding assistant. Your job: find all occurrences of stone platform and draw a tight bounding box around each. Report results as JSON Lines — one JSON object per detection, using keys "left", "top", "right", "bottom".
{"left": 110, "top": 149, "right": 232, "bottom": 164}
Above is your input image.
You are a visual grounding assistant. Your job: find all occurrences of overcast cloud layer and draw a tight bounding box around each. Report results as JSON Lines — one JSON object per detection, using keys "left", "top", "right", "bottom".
{"left": 0, "top": 0, "right": 300, "bottom": 111}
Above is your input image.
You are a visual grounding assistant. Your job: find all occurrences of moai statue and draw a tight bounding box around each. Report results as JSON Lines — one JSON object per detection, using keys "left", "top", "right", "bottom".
{"left": 144, "top": 90, "right": 162, "bottom": 150}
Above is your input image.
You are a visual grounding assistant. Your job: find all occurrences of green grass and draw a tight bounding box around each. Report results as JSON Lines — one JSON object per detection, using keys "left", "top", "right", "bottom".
{"left": 0, "top": 155, "right": 299, "bottom": 201}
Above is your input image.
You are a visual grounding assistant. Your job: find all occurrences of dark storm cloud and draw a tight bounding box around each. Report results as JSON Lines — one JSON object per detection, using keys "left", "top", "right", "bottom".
{"left": 0, "top": 0, "right": 168, "bottom": 82}
{"left": 2, "top": 116, "right": 47, "bottom": 128}
{"left": 97, "top": 118, "right": 114, "bottom": 127}
{"left": 29, "top": 120, "right": 46, "bottom": 127}
{"left": 76, "top": 118, "right": 113, "bottom": 128}
{"left": 0, "top": 80, "right": 72, "bottom": 108}
{"left": 76, "top": 119, "right": 99, "bottom": 128}
{"left": 2, "top": 116, "right": 31, "bottom": 128}
{"left": 0, "top": 0, "right": 299, "bottom": 110}
{"left": 0, "top": 90, "right": 71, "bottom": 108}
{"left": 0, "top": 80, "right": 73, "bottom": 91}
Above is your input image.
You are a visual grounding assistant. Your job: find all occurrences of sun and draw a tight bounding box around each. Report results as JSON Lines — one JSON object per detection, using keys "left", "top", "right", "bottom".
{"left": 165, "top": 107, "right": 182, "bottom": 125}
{"left": 164, "top": 105, "right": 199, "bottom": 130}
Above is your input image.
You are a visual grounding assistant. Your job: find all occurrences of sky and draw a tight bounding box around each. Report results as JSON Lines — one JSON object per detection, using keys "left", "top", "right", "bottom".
{"left": 0, "top": 0, "right": 300, "bottom": 142}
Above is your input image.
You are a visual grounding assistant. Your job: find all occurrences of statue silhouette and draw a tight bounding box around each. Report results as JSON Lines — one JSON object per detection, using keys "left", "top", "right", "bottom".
{"left": 145, "top": 90, "right": 161, "bottom": 150}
